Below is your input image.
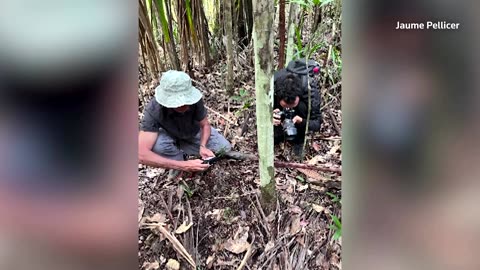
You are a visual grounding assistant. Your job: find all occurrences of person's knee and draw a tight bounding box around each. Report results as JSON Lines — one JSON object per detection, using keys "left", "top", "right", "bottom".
{"left": 152, "top": 141, "right": 180, "bottom": 157}
{"left": 213, "top": 137, "right": 231, "bottom": 153}
{"left": 209, "top": 130, "right": 232, "bottom": 153}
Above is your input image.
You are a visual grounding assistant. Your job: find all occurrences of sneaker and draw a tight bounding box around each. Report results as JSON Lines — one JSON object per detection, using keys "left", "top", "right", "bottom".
{"left": 293, "top": 144, "right": 304, "bottom": 159}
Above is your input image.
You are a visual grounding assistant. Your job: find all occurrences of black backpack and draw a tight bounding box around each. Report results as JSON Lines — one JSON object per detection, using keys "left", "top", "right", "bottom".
{"left": 286, "top": 59, "right": 321, "bottom": 92}
{"left": 274, "top": 58, "right": 323, "bottom": 131}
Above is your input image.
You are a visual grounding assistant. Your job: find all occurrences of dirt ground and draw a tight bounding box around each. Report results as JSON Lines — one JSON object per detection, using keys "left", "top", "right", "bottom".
{"left": 138, "top": 55, "right": 342, "bottom": 269}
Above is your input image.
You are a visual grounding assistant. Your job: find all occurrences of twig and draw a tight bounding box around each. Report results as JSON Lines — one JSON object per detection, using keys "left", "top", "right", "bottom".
{"left": 159, "top": 192, "right": 175, "bottom": 223}
{"left": 207, "top": 191, "right": 257, "bottom": 201}
{"left": 328, "top": 109, "right": 341, "bottom": 135}
{"left": 204, "top": 105, "right": 234, "bottom": 124}
{"left": 155, "top": 224, "right": 197, "bottom": 269}
{"left": 328, "top": 81, "right": 342, "bottom": 92}
{"left": 254, "top": 193, "right": 269, "bottom": 227}
{"left": 240, "top": 110, "right": 252, "bottom": 136}
{"left": 236, "top": 235, "right": 255, "bottom": 270}
{"left": 249, "top": 198, "right": 270, "bottom": 240}
{"left": 317, "top": 136, "right": 341, "bottom": 141}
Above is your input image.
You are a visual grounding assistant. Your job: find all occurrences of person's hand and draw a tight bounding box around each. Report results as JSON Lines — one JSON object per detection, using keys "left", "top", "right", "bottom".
{"left": 273, "top": 108, "right": 282, "bottom": 126}
{"left": 199, "top": 146, "right": 215, "bottom": 159}
{"left": 182, "top": 159, "right": 210, "bottom": 172}
{"left": 292, "top": 115, "right": 303, "bottom": 124}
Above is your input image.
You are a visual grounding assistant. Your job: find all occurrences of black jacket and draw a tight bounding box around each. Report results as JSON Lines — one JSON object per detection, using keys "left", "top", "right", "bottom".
{"left": 274, "top": 67, "right": 322, "bottom": 132}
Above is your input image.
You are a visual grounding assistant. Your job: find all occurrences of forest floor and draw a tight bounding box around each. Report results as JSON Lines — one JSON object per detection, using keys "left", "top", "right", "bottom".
{"left": 138, "top": 52, "right": 342, "bottom": 270}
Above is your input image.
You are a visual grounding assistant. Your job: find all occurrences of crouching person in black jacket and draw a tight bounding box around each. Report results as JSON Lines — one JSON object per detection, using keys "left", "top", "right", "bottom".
{"left": 273, "top": 60, "right": 322, "bottom": 157}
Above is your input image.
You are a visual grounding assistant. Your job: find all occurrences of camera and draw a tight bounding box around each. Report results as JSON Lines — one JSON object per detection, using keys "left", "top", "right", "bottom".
{"left": 278, "top": 108, "right": 297, "bottom": 140}
{"left": 202, "top": 156, "right": 220, "bottom": 165}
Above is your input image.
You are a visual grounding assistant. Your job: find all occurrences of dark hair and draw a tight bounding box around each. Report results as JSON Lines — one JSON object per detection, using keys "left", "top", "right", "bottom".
{"left": 274, "top": 73, "right": 303, "bottom": 104}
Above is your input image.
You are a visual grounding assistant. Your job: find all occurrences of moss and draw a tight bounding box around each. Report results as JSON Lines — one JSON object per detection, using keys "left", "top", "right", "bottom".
{"left": 260, "top": 181, "right": 277, "bottom": 214}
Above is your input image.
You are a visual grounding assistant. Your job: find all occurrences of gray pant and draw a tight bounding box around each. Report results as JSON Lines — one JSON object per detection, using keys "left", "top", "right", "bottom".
{"left": 152, "top": 127, "right": 231, "bottom": 161}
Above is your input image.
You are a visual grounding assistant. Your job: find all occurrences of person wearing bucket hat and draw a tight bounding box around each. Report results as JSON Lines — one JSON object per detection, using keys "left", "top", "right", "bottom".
{"left": 139, "top": 70, "right": 231, "bottom": 174}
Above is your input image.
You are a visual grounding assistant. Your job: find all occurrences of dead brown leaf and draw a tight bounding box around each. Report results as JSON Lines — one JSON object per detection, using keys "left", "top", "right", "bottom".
{"left": 328, "top": 140, "right": 341, "bottom": 156}
{"left": 264, "top": 241, "right": 275, "bottom": 252}
{"left": 205, "top": 209, "right": 224, "bottom": 221}
{"left": 174, "top": 222, "right": 193, "bottom": 234}
{"left": 206, "top": 255, "right": 215, "bottom": 269}
{"left": 312, "top": 203, "right": 325, "bottom": 213}
{"left": 166, "top": 259, "right": 180, "bottom": 270}
{"left": 307, "top": 154, "right": 325, "bottom": 165}
{"left": 142, "top": 261, "right": 159, "bottom": 270}
{"left": 290, "top": 215, "right": 301, "bottom": 235}
{"left": 224, "top": 226, "right": 251, "bottom": 254}
{"left": 297, "top": 168, "right": 325, "bottom": 181}
{"left": 140, "top": 213, "right": 166, "bottom": 226}
{"left": 312, "top": 142, "right": 321, "bottom": 152}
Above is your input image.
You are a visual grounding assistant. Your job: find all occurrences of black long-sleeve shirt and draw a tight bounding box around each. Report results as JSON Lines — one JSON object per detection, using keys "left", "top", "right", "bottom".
{"left": 273, "top": 77, "right": 322, "bottom": 132}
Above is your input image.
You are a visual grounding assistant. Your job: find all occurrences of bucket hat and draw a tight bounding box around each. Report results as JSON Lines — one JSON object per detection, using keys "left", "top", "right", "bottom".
{"left": 155, "top": 70, "right": 202, "bottom": 108}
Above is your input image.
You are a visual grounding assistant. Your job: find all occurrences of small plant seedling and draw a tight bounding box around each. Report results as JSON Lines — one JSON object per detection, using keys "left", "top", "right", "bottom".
{"left": 181, "top": 183, "right": 195, "bottom": 198}
{"left": 296, "top": 175, "right": 306, "bottom": 183}
{"left": 328, "top": 214, "right": 342, "bottom": 240}
{"left": 230, "top": 88, "right": 255, "bottom": 116}
{"left": 326, "top": 192, "right": 341, "bottom": 204}
{"left": 223, "top": 207, "right": 234, "bottom": 220}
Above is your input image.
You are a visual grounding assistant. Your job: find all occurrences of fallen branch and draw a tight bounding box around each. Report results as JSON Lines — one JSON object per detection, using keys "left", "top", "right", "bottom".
{"left": 274, "top": 161, "right": 341, "bottom": 175}
{"left": 222, "top": 151, "right": 342, "bottom": 174}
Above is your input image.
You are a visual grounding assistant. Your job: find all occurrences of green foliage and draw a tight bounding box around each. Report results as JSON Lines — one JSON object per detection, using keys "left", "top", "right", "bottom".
{"left": 326, "top": 192, "right": 341, "bottom": 204}
{"left": 296, "top": 175, "right": 306, "bottom": 183}
{"left": 328, "top": 214, "right": 342, "bottom": 240}
{"left": 223, "top": 207, "right": 234, "bottom": 219}
{"left": 181, "top": 182, "right": 195, "bottom": 197}
{"left": 288, "top": 0, "right": 334, "bottom": 8}
{"left": 154, "top": 0, "right": 171, "bottom": 42}
{"left": 230, "top": 88, "right": 255, "bottom": 115}
{"left": 294, "top": 26, "right": 303, "bottom": 59}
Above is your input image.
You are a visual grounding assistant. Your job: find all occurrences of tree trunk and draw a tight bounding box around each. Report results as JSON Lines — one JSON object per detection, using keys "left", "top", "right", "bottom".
{"left": 277, "top": 0, "right": 286, "bottom": 69}
{"left": 253, "top": 0, "right": 276, "bottom": 212}
{"left": 198, "top": 0, "right": 211, "bottom": 67}
{"left": 165, "top": 0, "right": 181, "bottom": 70}
{"left": 286, "top": 2, "right": 299, "bottom": 64}
{"left": 225, "top": 0, "right": 234, "bottom": 96}
{"left": 243, "top": 0, "right": 254, "bottom": 45}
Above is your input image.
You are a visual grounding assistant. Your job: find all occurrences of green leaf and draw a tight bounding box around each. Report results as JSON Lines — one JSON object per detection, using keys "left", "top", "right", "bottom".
{"left": 326, "top": 192, "right": 340, "bottom": 203}
{"left": 296, "top": 175, "right": 306, "bottom": 183}
{"left": 154, "top": 0, "right": 171, "bottom": 43}
{"left": 231, "top": 95, "right": 242, "bottom": 102}
{"left": 333, "top": 229, "right": 342, "bottom": 240}
{"left": 181, "top": 183, "right": 194, "bottom": 197}
{"left": 320, "top": 0, "right": 335, "bottom": 7}
{"left": 185, "top": 0, "right": 197, "bottom": 42}
{"left": 295, "top": 26, "right": 303, "bottom": 58}
{"left": 239, "top": 88, "right": 247, "bottom": 96}
{"left": 331, "top": 214, "right": 342, "bottom": 229}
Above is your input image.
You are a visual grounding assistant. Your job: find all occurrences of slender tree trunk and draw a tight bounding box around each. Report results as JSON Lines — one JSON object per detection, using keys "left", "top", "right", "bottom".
{"left": 165, "top": 0, "right": 181, "bottom": 70}
{"left": 286, "top": 2, "right": 298, "bottom": 64}
{"left": 225, "top": 0, "right": 234, "bottom": 96}
{"left": 253, "top": 0, "right": 276, "bottom": 212}
{"left": 198, "top": 0, "right": 211, "bottom": 67}
{"left": 278, "top": 0, "right": 286, "bottom": 69}
{"left": 243, "top": 0, "right": 254, "bottom": 45}
{"left": 178, "top": 0, "right": 190, "bottom": 71}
